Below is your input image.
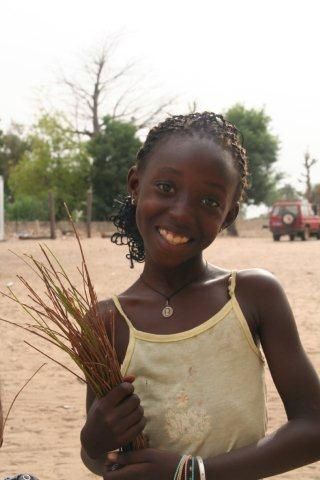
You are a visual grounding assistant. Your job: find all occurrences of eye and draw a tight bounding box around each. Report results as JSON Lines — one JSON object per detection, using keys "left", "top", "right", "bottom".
{"left": 156, "top": 182, "right": 174, "bottom": 194}
{"left": 201, "top": 197, "right": 220, "bottom": 208}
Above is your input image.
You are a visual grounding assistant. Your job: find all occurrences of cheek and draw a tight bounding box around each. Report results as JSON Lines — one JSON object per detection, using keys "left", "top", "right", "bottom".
{"left": 195, "top": 212, "right": 222, "bottom": 244}
{"left": 135, "top": 198, "right": 157, "bottom": 235}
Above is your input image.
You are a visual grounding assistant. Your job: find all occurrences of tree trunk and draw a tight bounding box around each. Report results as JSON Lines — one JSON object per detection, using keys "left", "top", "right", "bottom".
{"left": 227, "top": 222, "right": 239, "bottom": 237}
{"left": 86, "top": 189, "right": 92, "bottom": 238}
{"left": 48, "top": 191, "right": 56, "bottom": 239}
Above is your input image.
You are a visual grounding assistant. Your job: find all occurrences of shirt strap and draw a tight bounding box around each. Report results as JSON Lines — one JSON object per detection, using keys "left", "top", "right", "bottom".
{"left": 228, "top": 270, "right": 237, "bottom": 297}
{"left": 112, "top": 295, "right": 136, "bottom": 332}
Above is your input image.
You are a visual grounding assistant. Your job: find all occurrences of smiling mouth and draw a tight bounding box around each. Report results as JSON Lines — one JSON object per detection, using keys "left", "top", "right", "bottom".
{"left": 158, "top": 228, "right": 191, "bottom": 245}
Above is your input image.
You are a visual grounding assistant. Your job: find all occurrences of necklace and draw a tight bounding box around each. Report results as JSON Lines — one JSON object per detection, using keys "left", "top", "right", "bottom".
{"left": 140, "top": 261, "right": 208, "bottom": 318}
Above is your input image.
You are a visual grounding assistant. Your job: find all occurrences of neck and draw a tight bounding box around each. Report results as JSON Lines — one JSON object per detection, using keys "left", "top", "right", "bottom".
{"left": 141, "top": 255, "right": 207, "bottom": 292}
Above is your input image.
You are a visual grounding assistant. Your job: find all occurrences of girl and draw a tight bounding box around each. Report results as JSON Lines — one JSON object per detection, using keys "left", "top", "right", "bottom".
{"left": 80, "top": 112, "right": 320, "bottom": 479}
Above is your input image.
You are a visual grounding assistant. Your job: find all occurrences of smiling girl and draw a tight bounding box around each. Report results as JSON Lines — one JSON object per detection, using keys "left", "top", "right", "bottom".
{"left": 80, "top": 112, "right": 320, "bottom": 479}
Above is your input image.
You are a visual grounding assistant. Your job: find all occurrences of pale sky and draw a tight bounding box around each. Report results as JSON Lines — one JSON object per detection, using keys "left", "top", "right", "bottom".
{"left": 1, "top": 0, "right": 320, "bottom": 208}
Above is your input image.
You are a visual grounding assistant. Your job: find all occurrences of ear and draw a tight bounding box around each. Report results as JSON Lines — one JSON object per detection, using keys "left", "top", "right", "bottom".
{"left": 221, "top": 202, "right": 240, "bottom": 230}
{"left": 127, "top": 166, "right": 139, "bottom": 201}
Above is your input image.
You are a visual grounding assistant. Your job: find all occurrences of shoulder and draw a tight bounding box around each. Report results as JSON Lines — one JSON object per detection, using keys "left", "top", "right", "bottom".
{"left": 96, "top": 298, "right": 117, "bottom": 319}
{"left": 96, "top": 297, "right": 130, "bottom": 365}
{"left": 87, "top": 298, "right": 128, "bottom": 348}
{"left": 233, "top": 268, "right": 291, "bottom": 336}
{"left": 84, "top": 299, "right": 117, "bottom": 331}
{"left": 235, "top": 268, "right": 285, "bottom": 309}
{"left": 236, "top": 267, "right": 282, "bottom": 291}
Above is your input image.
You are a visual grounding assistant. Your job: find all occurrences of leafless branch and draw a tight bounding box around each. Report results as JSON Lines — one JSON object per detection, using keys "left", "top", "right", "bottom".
{"left": 56, "top": 38, "right": 178, "bottom": 137}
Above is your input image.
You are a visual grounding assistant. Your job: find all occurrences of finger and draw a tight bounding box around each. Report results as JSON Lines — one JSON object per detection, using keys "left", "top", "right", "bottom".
{"left": 123, "top": 375, "right": 135, "bottom": 383}
{"left": 114, "top": 405, "right": 144, "bottom": 435}
{"left": 118, "top": 416, "right": 147, "bottom": 446}
{"left": 101, "top": 382, "right": 134, "bottom": 408}
{"left": 106, "top": 448, "right": 151, "bottom": 466}
{"left": 112, "top": 394, "right": 141, "bottom": 421}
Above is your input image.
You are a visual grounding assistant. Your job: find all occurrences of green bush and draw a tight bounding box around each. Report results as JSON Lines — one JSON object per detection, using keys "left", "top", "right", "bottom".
{"left": 6, "top": 196, "right": 49, "bottom": 221}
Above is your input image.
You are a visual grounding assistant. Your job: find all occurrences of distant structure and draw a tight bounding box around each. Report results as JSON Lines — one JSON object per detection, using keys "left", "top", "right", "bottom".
{"left": 0, "top": 176, "right": 4, "bottom": 241}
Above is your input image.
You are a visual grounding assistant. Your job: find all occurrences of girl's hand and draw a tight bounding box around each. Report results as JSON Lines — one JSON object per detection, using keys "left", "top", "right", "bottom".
{"left": 103, "top": 449, "right": 181, "bottom": 479}
{"left": 81, "top": 378, "right": 146, "bottom": 458}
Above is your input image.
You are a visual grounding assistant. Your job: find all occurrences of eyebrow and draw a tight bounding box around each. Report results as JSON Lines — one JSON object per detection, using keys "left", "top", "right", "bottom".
{"left": 203, "top": 182, "right": 227, "bottom": 193}
{"left": 156, "top": 167, "right": 182, "bottom": 176}
{"left": 156, "top": 167, "right": 227, "bottom": 192}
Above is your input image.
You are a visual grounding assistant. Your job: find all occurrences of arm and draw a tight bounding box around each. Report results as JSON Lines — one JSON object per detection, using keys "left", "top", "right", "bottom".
{"left": 203, "top": 269, "right": 320, "bottom": 479}
{"left": 80, "top": 384, "right": 105, "bottom": 476}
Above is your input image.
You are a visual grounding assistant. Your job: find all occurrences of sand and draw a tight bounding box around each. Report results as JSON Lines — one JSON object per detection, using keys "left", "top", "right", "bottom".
{"left": 0, "top": 235, "right": 319, "bottom": 479}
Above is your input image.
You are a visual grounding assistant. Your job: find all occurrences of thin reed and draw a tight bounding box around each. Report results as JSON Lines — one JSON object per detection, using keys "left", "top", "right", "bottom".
{"left": 0, "top": 207, "right": 146, "bottom": 450}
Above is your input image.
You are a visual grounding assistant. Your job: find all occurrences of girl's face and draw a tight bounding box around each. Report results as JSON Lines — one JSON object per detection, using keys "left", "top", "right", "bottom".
{"left": 129, "top": 135, "right": 240, "bottom": 268}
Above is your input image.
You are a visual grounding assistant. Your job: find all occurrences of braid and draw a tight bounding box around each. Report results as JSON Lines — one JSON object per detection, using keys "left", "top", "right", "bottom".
{"left": 110, "top": 112, "right": 249, "bottom": 267}
{"left": 109, "top": 196, "right": 144, "bottom": 268}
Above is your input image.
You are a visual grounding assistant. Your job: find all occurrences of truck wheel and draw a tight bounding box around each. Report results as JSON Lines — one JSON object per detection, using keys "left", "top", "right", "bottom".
{"left": 273, "top": 234, "right": 280, "bottom": 241}
{"left": 289, "top": 234, "right": 295, "bottom": 241}
{"left": 301, "top": 227, "right": 310, "bottom": 241}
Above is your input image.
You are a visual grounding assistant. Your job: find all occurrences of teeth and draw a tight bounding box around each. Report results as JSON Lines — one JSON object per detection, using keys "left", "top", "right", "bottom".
{"left": 159, "top": 228, "right": 189, "bottom": 245}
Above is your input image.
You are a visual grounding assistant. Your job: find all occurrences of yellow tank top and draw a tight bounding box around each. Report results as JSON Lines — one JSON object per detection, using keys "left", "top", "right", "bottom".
{"left": 112, "top": 271, "right": 267, "bottom": 458}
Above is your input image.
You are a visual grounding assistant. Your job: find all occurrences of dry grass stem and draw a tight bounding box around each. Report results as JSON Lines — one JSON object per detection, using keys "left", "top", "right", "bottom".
{"left": 1, "top": 363, "right": 46, "bottom": 447}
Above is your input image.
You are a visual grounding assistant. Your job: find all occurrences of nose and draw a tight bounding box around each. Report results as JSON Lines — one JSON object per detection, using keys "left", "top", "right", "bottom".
{"left": 168, "top": 193, "right": 196, "bottom": 226}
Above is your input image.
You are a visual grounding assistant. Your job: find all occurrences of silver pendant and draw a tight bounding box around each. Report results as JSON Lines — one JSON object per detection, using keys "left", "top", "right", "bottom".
{"left": 162, "top": 304, "right": 173, "bottom": 318}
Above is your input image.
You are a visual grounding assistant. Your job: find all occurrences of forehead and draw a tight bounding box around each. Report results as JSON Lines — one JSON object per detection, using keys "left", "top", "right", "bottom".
{"left": 142, "top": 135, "right": 239, "bottom": 185}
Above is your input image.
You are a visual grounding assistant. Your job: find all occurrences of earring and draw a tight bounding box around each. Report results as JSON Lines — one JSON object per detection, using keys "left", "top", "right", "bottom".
{"left": 131, "top": 195, "right": 136, "bottom": 206}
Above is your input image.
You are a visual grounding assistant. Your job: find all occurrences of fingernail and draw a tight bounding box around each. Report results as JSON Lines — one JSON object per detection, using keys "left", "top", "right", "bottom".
{"left": 107, "top": 452, "right": 118, "bottom": 462}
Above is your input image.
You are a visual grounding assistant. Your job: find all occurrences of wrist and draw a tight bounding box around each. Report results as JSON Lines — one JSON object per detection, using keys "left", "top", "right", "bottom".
{"left": 80, "top": 425, "right": 107, "bottom": 459}
{"left": 172, "top": 455, "right": 206, "bottom": 480}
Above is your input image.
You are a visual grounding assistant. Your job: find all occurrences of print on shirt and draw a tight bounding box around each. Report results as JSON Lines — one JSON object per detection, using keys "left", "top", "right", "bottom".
{"left": 164, "top": 388, "right": 211, "bottom": 442}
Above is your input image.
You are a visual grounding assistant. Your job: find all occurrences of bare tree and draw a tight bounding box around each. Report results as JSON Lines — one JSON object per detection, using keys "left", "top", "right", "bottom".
{"left": 300, "top": 151, "right": 318, "bottom": 202}
{"left": 60, "top": 40, "right": 176, "bottom": 138}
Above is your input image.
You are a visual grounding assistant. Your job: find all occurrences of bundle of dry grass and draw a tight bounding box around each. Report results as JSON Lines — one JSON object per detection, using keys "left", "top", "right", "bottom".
{"left": 0, "top": 209, "right": 146, "bottom": 451}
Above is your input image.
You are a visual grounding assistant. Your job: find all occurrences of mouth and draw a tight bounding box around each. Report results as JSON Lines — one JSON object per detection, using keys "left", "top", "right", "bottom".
{"left": 157, "top": 227, "right": 191, "bottom": 246}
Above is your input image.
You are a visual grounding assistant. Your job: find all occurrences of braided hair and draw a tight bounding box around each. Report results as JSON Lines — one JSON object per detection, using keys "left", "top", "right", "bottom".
{"left": 110, "top": 112, "right": 248, "bottom": 267}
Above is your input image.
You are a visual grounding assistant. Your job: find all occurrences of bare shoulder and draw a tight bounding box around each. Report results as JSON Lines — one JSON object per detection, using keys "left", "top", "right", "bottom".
{"left": 85, "top": 298, "right": 119, "bottom": 339}
{"left": 96, "top": 298, "right": 117, "bottom": 318}
{"left": 235, "top": 268, "right": 287, "bottom": 320}
{"left": 97, "top": 297, "right": 130, "bottom": 364}
{"left": 235, "top": 267, "right": 302, "bottom": 357}
{"left": 236, "top": 267, "right": 283, "bottom": 293}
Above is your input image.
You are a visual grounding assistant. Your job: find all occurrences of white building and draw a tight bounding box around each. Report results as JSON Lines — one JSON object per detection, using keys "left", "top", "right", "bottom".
{"left": 0, "top": 176, "right": 4, "bottom": 241}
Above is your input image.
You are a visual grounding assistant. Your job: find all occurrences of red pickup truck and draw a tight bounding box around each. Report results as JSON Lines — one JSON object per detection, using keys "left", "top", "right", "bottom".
{"left": 269, "top": 200, "right": 320, "bottom": 241}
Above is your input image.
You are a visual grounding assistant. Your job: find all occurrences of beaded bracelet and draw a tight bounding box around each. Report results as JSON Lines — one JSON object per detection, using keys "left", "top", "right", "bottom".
{"left": 191, "top": 456, "right": 195, "bottom": 480}
{"left": 180, "top": 455, "right": 191, "bottom": 480}
{"left": 174, "top": 455, "right": 198, "bottom": 480}
{"left": 174, "top": 455, "right": 206, "bottom": 480}
{"left": 186, "top": 456, "right": 194, "bottom": 480}
{"left": 174, "top": 455, "right": 189, "bottom": 480}
{"left": 196, "top": 456, "right": 206, "bottom": 480}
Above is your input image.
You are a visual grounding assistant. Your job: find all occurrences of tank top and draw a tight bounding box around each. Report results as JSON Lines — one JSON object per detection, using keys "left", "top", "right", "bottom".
{"left": 112, "top": 271, "right": 267, "bottom": 458}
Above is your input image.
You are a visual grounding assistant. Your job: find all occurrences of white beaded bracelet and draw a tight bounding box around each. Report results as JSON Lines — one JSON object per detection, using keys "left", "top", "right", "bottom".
{"left": 174, "top": 455, "right": 188, "bottom": 480}
{"left": 196, "top": 456, "right": 206, "bottom": 480}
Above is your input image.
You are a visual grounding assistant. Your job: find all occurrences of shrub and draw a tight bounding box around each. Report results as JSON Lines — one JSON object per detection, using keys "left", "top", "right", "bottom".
{"left": 6, "top": 196, "right": 49, "bottom": 221}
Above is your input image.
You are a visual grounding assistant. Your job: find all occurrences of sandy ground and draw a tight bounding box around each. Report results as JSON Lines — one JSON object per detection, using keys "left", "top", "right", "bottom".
{"left": 0, "top": 235, "right": 319, "bottom": 479}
